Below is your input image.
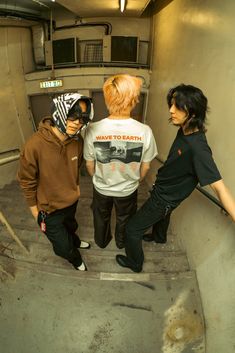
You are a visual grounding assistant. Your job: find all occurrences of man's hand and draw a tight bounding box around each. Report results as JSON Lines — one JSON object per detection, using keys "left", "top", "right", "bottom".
{"left": 140, "top": 162, "right": 150, "bottom": 181}
{"left": 77, "top": 185, "right": 81, "bottom": 198}
{"left": 30, "top": 205, "right": 39, "bottom": 220}
{"left": 210, "top": 179, "right": 235, "bottom": 222}
{"left": 86, "top": 160, "right": 95, "bottom": 177}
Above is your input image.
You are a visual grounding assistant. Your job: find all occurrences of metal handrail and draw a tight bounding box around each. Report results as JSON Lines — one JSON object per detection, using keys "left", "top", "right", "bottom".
{"left": 0, "top": 149, "right": 20, "bottom": 166}
{"left": 154, "top": 156, "right": 227, "bottom": 214}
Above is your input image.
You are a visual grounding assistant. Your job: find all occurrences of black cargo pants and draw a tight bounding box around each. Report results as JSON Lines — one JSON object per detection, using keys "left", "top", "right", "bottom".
{"left": 37, "top": 201, "right": 83, "bottom": 267}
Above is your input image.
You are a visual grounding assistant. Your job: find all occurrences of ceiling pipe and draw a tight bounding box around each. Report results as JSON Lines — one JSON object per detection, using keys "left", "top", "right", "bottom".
{"left": 54, "top": 21, "right": 112, "bottom": 35}
{"left": 0, "top": 9, "right": 112, "bottom": 35}
{"left": 50, "top": 10, "right": 55, "bottom": 79}
{"left": 0, "top": 9, "right": 44, "bottom": 22}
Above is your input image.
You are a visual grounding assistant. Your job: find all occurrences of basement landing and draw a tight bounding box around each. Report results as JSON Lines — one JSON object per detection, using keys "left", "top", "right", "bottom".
{"left": 0, "top": 176, "right": 205, "bottom": 353}
{"left": 0, "top": 266, "right": 204, "bottom": 353}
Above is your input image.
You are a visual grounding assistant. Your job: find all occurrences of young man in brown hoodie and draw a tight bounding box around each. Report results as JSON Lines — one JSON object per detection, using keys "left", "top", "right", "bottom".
{"left": 18, "top": 93, "right": 93, "bottom": 271}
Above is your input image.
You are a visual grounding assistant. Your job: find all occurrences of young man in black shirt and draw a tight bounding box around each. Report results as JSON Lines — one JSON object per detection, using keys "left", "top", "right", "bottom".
{"left": 116, "top": 84, "right": 235, "bottom": 273}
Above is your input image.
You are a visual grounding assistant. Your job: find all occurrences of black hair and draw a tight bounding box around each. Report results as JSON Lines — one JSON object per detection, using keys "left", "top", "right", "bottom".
{"left": 167, "top": 84, "right": 208, "bottom": 132}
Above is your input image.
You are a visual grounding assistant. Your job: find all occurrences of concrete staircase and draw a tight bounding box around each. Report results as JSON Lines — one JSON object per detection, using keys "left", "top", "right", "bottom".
{"left": 0, "top": 176, "right": 205, "bottom": 353}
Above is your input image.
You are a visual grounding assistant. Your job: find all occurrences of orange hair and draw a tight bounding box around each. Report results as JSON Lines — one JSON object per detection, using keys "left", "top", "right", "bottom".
{"left": 103, "top": 74, "right": 142, "bottom": 115}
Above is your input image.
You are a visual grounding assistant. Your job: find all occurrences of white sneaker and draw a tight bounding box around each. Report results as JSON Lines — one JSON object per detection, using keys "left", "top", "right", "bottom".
{"left": 75, "top": 262, "right": 87, "bottom": 271}
{"left": 79, "top": 241, "right": 90, "bottom": 249}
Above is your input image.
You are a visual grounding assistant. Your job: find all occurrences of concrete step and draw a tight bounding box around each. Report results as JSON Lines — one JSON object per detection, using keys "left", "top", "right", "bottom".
{"left": 0, "top": 255, "right": 205, "bottom": 353}
{"left": 1, "top": 214, "right": 176, "bottom": 250}
{"left": 0, "top": 253, "right": 191, "bottom": 281}
{"left": 0, "top": 212, "right": 38, "bottom": 230}
{"left": 0, "top": 239, "right": 189, "bottom": 274}
{"left": 0, "top": 180, "right": 18, "bottom": 190}
{"left": 0, "top": 225, "right": 181, "bottom": 252}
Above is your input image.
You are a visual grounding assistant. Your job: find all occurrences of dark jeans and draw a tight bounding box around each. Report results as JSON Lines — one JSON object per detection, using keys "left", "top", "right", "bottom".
{"left": 37, "top": 201, "right": 83, "bottom": 267}
{"left": 92, "top": 188, "right": 138, "bottom": 249}
{"left": 125, "top": 193, "right": 173, "bottom": 269}
{"left": 150, "top": 211, "right": 171, "bottom": 243}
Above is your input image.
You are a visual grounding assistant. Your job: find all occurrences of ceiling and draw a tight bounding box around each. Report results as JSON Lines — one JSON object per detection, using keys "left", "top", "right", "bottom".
{"left": 0, "top": 0, "right": 154, "bottom": 18}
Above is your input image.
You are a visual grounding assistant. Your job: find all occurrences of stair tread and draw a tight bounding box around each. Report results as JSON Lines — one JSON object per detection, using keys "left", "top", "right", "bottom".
{"left": 0, "top": 238, "right": 189, "bottom": 273}
{"left": 0, "top": 253, "right": 194, "bottom": 280}
{"left": 0, "top": 226, "right": 181, "bottom": 252}
{"left": 0, "top": 175, "right": 186, "bottom": 273}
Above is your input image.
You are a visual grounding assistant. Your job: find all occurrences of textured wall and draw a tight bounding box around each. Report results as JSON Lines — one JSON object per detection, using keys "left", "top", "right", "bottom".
{"left": 146, "top": 0, "right": 235, "bottom": 352}
{"left": 0, "top": 26, "right": 35, "bottom": 187}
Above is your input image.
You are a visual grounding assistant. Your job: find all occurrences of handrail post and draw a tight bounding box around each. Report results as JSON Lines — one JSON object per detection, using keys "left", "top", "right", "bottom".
{"left": 0, "top": 211, "right": 29, "bottom": 255}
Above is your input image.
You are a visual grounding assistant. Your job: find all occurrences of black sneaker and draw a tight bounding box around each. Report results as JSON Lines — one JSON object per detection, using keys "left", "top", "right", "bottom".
{"left": 116, "top": 255, "right": 142, "bottom": 273}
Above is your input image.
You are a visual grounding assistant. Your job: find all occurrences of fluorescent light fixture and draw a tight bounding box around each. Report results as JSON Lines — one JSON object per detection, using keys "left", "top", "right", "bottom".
{"left": 120, "top": 0, "right": 126, "bottom": 12}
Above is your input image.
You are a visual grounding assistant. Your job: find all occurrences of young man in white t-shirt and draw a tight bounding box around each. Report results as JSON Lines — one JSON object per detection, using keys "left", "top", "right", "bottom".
{"left": 84, "top": 74, "right": 157, "bottom": 249}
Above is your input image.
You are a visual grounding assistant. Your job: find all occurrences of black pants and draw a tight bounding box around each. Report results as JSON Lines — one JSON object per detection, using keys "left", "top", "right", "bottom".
{"left": 125, "top": 191, "right": 174, "bottom": 269}
{"left": 37, "top": 201, "right": 83, "bottom": 267}
{"left": 92, "top": 188, "right": 138, "bottom": 249}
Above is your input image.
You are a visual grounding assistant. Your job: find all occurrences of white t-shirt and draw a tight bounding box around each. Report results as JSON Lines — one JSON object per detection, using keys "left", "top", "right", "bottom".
{"left": 84, "top": 118, "right": 158, "bottom": 196}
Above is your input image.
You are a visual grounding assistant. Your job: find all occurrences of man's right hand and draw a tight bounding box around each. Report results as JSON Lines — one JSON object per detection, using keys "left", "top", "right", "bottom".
{"left": 30, "top": 205, "right": 39, "bottom": 220}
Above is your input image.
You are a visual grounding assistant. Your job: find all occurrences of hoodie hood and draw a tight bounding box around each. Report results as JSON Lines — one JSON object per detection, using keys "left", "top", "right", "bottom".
{"left": 37, "top": 118, "right": 78, "bottom": 158}
{"left": 37, "top": 118, "right": 67, "bottom": 145}
{"left": 51, "top": 93, "right": 94, "bottom": 137}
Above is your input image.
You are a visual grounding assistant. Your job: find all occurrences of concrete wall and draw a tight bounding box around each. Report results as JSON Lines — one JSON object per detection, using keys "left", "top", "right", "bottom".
{"left": 53, "top": 16, "right": 151, "bottom": 40}
{"left": 0, "top": 25, "right": 35, "bottom": 187}
{"left": 0, "top": 16, "right": 151, "bottom": 188}
{"left": 145, "top": 1, "right": 235, "bottom": 352}
{"left": 25, "top": 66, "right": 150, "bottom": 95}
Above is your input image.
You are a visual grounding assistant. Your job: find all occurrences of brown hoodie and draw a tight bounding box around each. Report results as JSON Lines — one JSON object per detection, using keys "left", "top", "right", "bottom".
{"left": 17, "top": 118, "right": 83, "bottom": 213}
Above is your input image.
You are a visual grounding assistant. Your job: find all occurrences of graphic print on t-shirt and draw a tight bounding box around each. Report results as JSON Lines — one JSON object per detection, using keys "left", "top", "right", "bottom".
{"left": 93, "top": 141, "right": 143, "bottom": 164}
